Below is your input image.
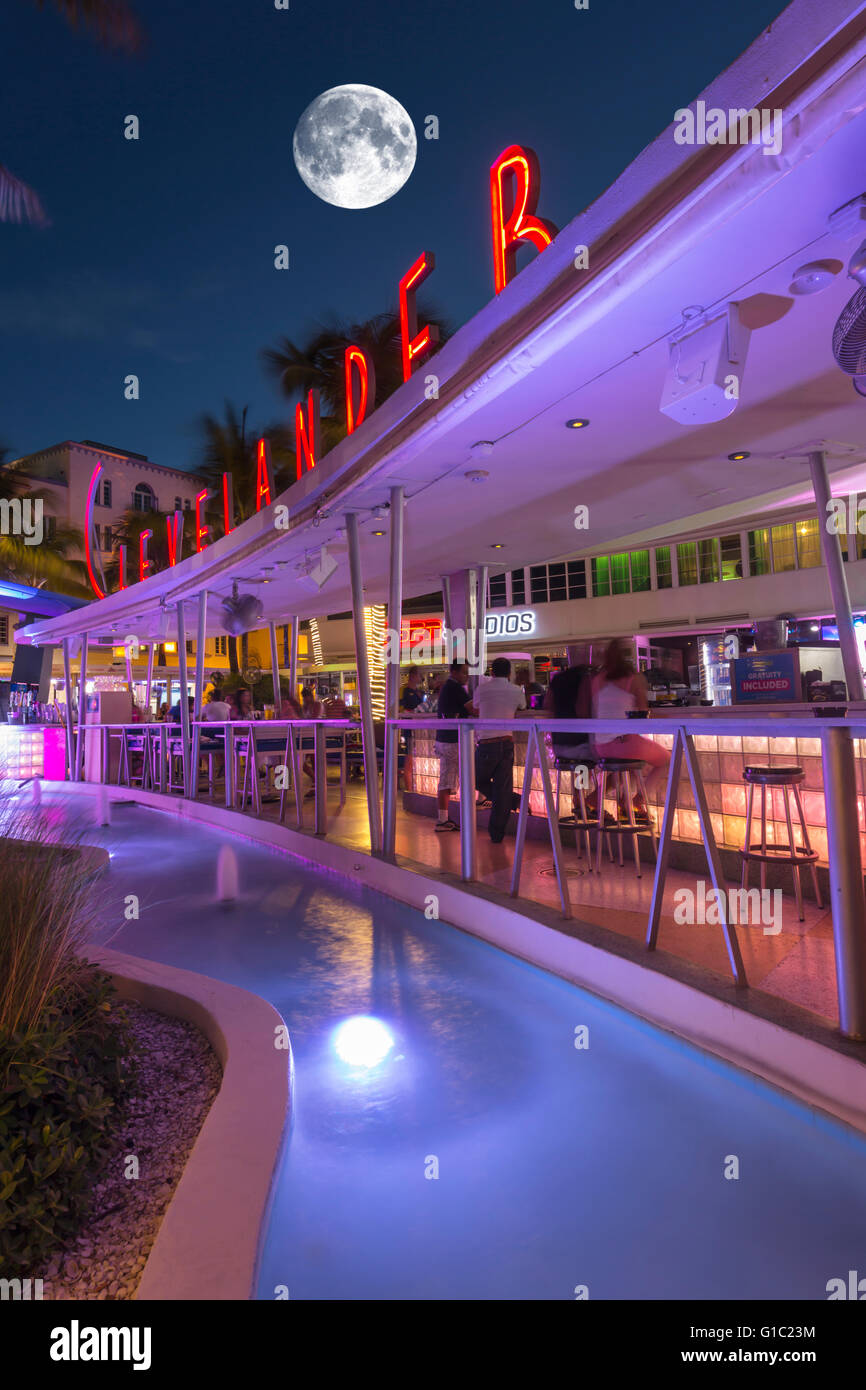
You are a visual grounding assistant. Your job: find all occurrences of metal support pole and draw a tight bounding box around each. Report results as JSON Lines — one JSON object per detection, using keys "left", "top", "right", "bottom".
{"left": 809, "top": 449, "right": 866, "bottom": 700}
{"left": 681, "top": 731, "right": 746, "bottom": 986}
{"left": 314, "top": 722, "right": 327, "bottom": 835}
{"left": 224, "top": 723, "right": 234, "bottom": 808}
{"left": 475, "top": 564, "right": 489, "bottom": 682}
{"left": 289, "top": 616, "right": 299, "bottom": 700}
{"left": 188, "top": 590, "right": 208, "bottom": 800}
{"left": 647, "top": 730, "right": 685, "bottom": 949}
{"left": 176, "top": 602, "right": 191, "bottom": 796}
{"left": 531, "top": 723, "right": 572, "bottom": 918}
{"left": 144, "top": 641, "right": 155, "bottom": 717}
{"left": 75, "top": 632, "right": 89, "bottom": 782}
{"left": 822, "top": 725, "right": 866, "bottom": 1038}
{"left": 383, "top": 484, "right": 405, "bottom": 858}
{"left": 458, "top": 721, "right": 477, "bottom": 882}
{"left": 441, "top": 574, "right": 453, "bottom": 660}
{"left": 268, "top": 620, "right": 281, "bottom": 712}
{"left": 345, "top": 511, "right": 382, "bottom": 853}
{"left": 61, "top": 638, "right": 74, "bottom": 780}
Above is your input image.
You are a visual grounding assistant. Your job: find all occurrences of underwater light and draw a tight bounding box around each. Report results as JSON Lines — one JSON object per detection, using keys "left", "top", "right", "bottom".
{"left": 333, "top": 1016, "right": 394, "bottom": 1068}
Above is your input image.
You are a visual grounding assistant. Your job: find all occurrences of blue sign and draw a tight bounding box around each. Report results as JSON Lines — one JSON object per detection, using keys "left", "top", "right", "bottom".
{"left": 732, "top": 650, "right": 799, "bottom": 704}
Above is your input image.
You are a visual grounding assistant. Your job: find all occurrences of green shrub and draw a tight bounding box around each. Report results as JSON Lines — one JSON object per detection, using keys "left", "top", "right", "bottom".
{"left": 0, "top": 967, "right": 134, "bottom": 1273}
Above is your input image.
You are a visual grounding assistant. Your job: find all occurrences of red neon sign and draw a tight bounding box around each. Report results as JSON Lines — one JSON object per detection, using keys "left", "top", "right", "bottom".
{"left": 166, "top": 511, "right": 184, "bottom": 567}
{"left": 295, "top": 390, "right": 321, "bottom": 479}
{"left": 138, "top": 528, "right": 153, "bottom": 584}
{"left": 255, "top": 438, "right": 274, "bottom": 511}
{"left": 345, "top": 345, "right": 375, "bottom": 434}
{"left": 84, "top": 462, "right": 106, "bottom": 599}
{"left": 490, "top": 144, "right": 558, "bottom": 294}
{"left": 399, "top": 252, "right": 438, "bottom": 381}
{"left": 118, "top": 545, "right": 128, "bottom": 591}
{"left": 195, "top": 489, "right": 210, "bottom": 552}
{"left": 78, "top": 141, "right": 556, "bottom": 600}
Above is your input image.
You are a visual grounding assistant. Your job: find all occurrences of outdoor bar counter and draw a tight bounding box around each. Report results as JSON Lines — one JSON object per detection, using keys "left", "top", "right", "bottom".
{"left": 404, "top": 704, "right": 866, "bottom": 867}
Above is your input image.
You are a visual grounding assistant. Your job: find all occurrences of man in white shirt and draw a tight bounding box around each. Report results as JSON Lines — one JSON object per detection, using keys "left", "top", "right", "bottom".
{"left": 201, "top": 688, "right": 231, "bottom": 721}
{"left": 473, "top": 657, "right": 526, "bottom": 843}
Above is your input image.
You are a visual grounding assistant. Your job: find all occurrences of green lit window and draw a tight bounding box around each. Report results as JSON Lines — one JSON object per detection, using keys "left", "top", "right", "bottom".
{"left": 610, "top": 553, "right": 630, "bottom": 595}
{"left": 655, "top": 546, "right": 672, "bottom": 589}
{"left": 698, "top": 538, "right": 719, "bottom": 583}
{"left": 748, "top": 528, "right": 771, "bottom": 576}
{"left": 720, "top": 534, "right": 742, "bottom": 580}
{"left": 796, "top": 518, "right": 821, "bottom": 570}
{"left": 676, "top": 541, "right": 698, "bottom": 586}
{"left": 592, "top": 556, "right": 611, "bottom": 597}
{"left": 630, "top": 550, "right": 650, "bottom": 592}
{"left": 771, "top": 523, "right": 795, "bottom": 573}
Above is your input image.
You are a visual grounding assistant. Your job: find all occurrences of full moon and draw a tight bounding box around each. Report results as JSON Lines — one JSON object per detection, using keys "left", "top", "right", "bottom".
{"left": 292, "top": 84, "right": 417, "bottom": 210}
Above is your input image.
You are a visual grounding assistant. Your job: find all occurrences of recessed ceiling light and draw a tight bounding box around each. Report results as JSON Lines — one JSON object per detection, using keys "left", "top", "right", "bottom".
{"left": 566, "top": 418, "right": 590, "bottom": 429}
{"left": 464, "top": 469, "right": 490, "bottom": 483}
{"left": 371, "top": 529, "right": 385, "bottom": 537}
{"left": 727, "top": 451, "right": 751, "bottom": 461}
{"left": 490, "top": 543, "right": 505, "bottom": 549}
{"left": 470, "top": 441, "right": 495, "bottom": 457}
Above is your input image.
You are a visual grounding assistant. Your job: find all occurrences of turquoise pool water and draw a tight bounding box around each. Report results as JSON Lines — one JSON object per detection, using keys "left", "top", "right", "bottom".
{"left": 40, "top": 793, "right": 866, "bottom": 1300}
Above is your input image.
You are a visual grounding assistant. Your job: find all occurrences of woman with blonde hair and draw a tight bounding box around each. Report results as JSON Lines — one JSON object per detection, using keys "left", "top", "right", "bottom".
{"left": 591, "top": 639, "right": 670, "bottom": 822}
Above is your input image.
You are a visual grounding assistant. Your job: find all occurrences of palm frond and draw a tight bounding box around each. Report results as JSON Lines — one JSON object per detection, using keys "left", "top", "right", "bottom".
{"left": 27, "top": 0, "right": 143, "bottom": 53}
{"left": 0, "top": 165, "right": 48, "bottom": 226}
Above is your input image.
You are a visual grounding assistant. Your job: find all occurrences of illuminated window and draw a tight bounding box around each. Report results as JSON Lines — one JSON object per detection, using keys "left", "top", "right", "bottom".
{"left": 630, "top": 551, "right": 650, "bottom": 592}
{"left": 796, "top": 518, "right": 821, "bottom": 569}
{"left": 771, "top": 523, "right": 795, "bottom": 572}
{"left": 748, "top": 528, "right": 771, "bottom": 575}
{"left": 591, "top": 556, "right": 610, "bottom": 597}
{"left": 676, "top": 541, "right": 698, "bottom": 586}
{"left": 697, "top": 538, "right": 719, "bottom": 583}
{"left": 610, "top": 553, "right": 630, "bottom": 595}
{"left": 0, "top": 615, "right": 8, "bottom": 644}
{"left": 720, "top": 534, "right": 743, "bottom": 580}
{"left": 655, "top": 546, "right": 672, "bottom": 589}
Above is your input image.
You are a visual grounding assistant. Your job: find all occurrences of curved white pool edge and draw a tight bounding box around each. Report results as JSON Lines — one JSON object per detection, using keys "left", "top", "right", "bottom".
{"left": 84, "top": 944, "right": 291, "bottom": 1301}
{"left": 53, "top": 780, "right": 866, "bottom": 1138}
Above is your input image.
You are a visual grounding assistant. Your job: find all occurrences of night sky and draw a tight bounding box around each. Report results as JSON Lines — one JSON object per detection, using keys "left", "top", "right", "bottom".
{"left": 1, "top": 0, "right": 787, "bottom": 470}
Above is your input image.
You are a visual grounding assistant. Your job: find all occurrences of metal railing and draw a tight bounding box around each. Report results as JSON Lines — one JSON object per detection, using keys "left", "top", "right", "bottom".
{"left": 385, "top": 712, "right": 866, "bottom": 1039}
{"left": 76, "top": 709, "right": 866, "bottom": 1039}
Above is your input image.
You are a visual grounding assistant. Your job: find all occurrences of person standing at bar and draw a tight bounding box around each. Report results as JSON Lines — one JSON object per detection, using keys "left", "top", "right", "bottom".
{"left": 591, "top": 639, "right": 670, "bottom": 821}
{"left": 434, "top": 660, "right": 476, "bottom": 832}
{"left": 400, "top": 665, "right": 424, "bottom": 788}
{"left": 474, "top": 657, "right": 525, "bottom": 843}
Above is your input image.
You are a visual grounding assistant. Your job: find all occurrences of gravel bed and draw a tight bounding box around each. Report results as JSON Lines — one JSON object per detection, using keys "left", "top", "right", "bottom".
{"left": 36, "top": 1000, "right": 222, "bottom": 1301}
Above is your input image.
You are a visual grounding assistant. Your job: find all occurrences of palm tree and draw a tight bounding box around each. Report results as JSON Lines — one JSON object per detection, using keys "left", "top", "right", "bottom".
{"left": 193, "top": 402, "right": 295, "bottom": 525}
{"left": 262, "top": 305, "right": 450, "bottom": 438}
{"left": 2, "top": 1, "right": 142, "bottom": 225}
{"left": 192, "top": 403, "right": 295, "bottom": 674}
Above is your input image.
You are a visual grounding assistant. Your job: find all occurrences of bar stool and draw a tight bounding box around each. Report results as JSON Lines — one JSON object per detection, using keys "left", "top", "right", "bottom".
{"left": 119, "top": 728, "right": 147, "bottom": 787}
{"left": 594, "top": 757, "right": 657, "bottom": 877}
{"left": 167, "top": 732, "right": 186, "bottom": 794}
{"left": 741, "top": 765, "right": 821, "bottom": 921}
{"left": 554, "top": 754, "right": 599, "bottom": 866}
{"left": 234, "top": 726, "right": 261, "bottom": 813}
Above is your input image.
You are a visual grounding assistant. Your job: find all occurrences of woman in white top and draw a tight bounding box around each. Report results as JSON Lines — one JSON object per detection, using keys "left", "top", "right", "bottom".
{"left": 591, "top": 639, "right": 670, "bottom": 820}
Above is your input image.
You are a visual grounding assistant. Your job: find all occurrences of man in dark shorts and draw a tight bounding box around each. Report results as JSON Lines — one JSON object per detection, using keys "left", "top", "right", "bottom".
{"left": 435, "top": 661, "right": 475, "bottom": 831}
